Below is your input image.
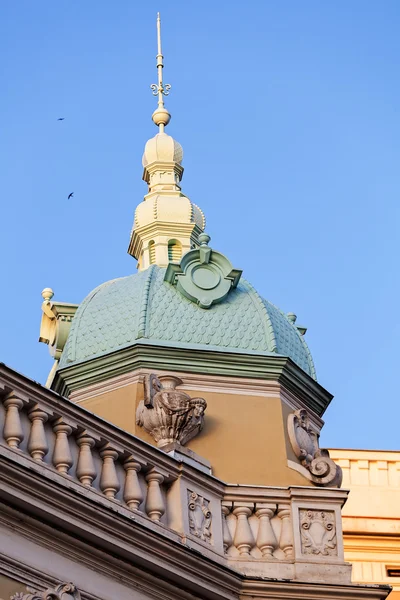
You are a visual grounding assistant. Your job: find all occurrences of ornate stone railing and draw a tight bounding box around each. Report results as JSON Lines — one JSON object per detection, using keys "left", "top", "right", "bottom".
{"left": 0, "top": 369, "right": 351, "bottom": 583}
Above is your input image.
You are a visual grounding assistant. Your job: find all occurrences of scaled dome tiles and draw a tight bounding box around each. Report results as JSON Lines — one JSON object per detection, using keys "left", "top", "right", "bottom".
{"left": 59, "top": 266, "right": 316, "bottom": 380}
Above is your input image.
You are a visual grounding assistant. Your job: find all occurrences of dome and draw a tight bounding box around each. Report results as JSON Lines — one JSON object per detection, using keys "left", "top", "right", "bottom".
{"left": 59, "top": 266, "right": 316, "bottom": 379}
{"left": 134, "top": 195, "right": 205, "bottom": 230}
{"left": 142, "top": 132, "right": 183, "bottom": 167}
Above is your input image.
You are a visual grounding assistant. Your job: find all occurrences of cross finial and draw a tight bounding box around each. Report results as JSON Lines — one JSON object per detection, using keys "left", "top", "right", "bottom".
{"left": 150, "top": 13, "right": 171, "bottom": 132}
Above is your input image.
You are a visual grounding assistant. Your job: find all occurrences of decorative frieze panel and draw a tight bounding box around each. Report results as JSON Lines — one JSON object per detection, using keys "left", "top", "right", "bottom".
{"left": 299, "top": 509, "right": 337, "bottom": 556}
{"left": 136, "top": 374, "right": 207, "bottom": 447}
{"left": 187, "top": 490, "right": 212, "bottom": 543}
{"left": 288, "top": 409, "right": 342, "bottom": 487}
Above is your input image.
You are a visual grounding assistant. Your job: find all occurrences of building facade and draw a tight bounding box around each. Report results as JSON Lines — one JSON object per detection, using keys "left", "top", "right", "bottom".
{"left": 0, "top": 15, "right": 396, "bottom": 600}
{"left": 330, "top": 449, "right": 400, "bottom": 599}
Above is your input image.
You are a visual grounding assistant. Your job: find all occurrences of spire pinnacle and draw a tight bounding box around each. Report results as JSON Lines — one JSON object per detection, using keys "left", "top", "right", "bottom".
{"left": 150, "top": 13, "right": 171, "bottom": 132}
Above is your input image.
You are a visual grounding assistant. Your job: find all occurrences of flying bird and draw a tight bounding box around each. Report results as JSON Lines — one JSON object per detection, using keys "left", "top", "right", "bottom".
{"left": 57, "top": 117, "right": 65, "bottom": 121}
{"left": 68, "top": 192, "right": 74, "bottom": 200}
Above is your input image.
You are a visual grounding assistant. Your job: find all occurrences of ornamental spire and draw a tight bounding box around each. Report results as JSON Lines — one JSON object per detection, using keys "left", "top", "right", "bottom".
{"left": 150, "top": 13, "right": 171, "bottom": 132}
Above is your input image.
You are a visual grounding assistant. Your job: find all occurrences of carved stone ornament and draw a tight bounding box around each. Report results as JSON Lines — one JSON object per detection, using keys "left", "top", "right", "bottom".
{"left": 188, "top": 490, "right": 212, "bottom": 543}
{"left": 300, "top": 509, "right": 337, "bottom": 556}
{"left": 136, "top": 374, "right": 207, "bottom": 447}
{"left": 164, "top": 233, "right": 242, "bottom": 309}
{"left": 288, "top": 409, "right": 342, "bottom": 487}
{"left": 10, "top": 583, "right": 81, "bottom": 600}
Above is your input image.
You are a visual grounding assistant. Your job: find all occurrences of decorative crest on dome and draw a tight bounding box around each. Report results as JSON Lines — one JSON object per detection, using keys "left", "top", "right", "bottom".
{"left": 150, "top": 13, "right": 171, "bottom": 132}
{"left": 164, "top": 233, "right": 242, "bottom": 309}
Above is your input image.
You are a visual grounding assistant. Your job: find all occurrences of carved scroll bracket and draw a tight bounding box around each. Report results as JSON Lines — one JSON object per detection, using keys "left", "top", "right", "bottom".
{"left": 288, "top": 409, "right": 342, "bottom": 487}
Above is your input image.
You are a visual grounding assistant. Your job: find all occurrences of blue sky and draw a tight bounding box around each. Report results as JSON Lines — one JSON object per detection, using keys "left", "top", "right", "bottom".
{"left": 1, "top": 1, "right": 399, "bottom": 450}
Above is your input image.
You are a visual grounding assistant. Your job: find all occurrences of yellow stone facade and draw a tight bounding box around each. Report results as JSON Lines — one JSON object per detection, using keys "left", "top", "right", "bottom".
{"left": 330, "top": 449, "right": 400, "bottom": 599}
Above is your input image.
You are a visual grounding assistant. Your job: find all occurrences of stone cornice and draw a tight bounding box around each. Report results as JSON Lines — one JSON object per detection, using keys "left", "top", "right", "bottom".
{"left": 241, "top": 579, "right": 391, "bottom": 600}
{"left": 51, "top": 342, "right": 333, "bottom": 417}
{"left": 70, "top": 369, "right": 324, "bottom": 431}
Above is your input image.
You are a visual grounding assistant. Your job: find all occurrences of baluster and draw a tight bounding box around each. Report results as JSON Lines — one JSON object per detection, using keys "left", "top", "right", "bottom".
{"left": 221, "top": 504, "right": 233, "bottom": 553}
{"left": 52, "top": 419, "right": 73, "bottom": 474}
{"left": 255, "top": 503, "right": 277, "bottom": 558}
{"left": 232, "top": 503, "right": 255, "bottom": 557}
{"left": 145, "top": 470, "right": 165, "bottom": 522}
{"left": 277, "top": 505, "right": 293, "bottom": 558}
{"left": 123, "top": 456, "right": 143, "bottom": 510}
{"left": 28, "top": 406, "right": 49, "bottom": 461}
{"left": 99, "top": 445, "right": 120, "bottom": 499}
{"left": 3, "top": 393, "right": 24, "bottom": 449}
{"left": 76, "top": 433, "right": 96, "bottom": 487}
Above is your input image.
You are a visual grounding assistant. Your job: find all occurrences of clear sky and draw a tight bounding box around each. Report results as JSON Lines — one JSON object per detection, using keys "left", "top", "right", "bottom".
{"left": 1, "top": 1, "right": 399, "bottom": 450}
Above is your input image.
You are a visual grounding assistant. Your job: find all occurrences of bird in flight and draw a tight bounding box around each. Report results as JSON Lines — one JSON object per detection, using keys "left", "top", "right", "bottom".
{"left": 68, "top": 192, "right": 74, "bottom": 200}
{"left": 57, "top": 117, "right": 65, "bottom": 121}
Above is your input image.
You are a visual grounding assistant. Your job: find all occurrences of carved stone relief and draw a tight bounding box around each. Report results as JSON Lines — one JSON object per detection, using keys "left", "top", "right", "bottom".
{"left": 136, "top": 374, "right": 207, "bottom": 447}
{"left": 299, "top": 509, "right": 337, "bottom": 556}
{"left": 10, "top": 583, "right": 81, "bottom": 600}
{"left": 287, "top": 409, "right": 342, "bottom": 487}
{"left": 187, "top": 490, "right": 212, "bottom": 543}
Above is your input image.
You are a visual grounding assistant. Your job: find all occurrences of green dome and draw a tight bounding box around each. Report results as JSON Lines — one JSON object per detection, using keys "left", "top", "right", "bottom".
{"left": 59, "top": 265, "right": 316, "bottom": 379}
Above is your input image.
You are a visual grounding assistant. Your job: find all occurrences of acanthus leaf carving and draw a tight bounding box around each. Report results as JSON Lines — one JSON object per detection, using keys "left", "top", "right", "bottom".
{"left": 11, "top": 583, "right": 81, "bottom": 600}
{"left": 187, "top": 490, "right": 212, "bottom": 543}
{"left": 300, "top": 509, "right": 337, "bottom": 556}
{"left": 288, "top": 409, "right": 342, "bottom": 487}
{"left": 136, "top": 374, "right": 207, "bottom": 448}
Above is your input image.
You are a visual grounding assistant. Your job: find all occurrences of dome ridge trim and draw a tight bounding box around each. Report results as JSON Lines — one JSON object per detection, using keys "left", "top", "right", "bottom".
{"left": 67, "top": 278, "right": 120, "bottom": 364}
{"left": 297, "top": 326, "right": 317, "bottom": 380}
{"left": 242, "top": 280, "right": 277, "bottom": 352}
{"left": 137, "top": 265, "right": 156, "bottom": 339}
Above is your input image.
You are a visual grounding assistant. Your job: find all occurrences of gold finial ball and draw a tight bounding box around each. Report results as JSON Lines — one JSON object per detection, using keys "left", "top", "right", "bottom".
{"left": 152, "top": 107, "right": 171, "bottom": 127}
{"left": 41, "top": 287, "right": 54, "bottom": 302}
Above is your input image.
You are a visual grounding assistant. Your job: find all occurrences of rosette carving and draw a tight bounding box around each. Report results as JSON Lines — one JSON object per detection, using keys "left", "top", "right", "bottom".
{"left": 288, "top": 409, "right": 342, "bottom": 487}
{"left": 136, "top": 374, "right": 207, "bottom": 447}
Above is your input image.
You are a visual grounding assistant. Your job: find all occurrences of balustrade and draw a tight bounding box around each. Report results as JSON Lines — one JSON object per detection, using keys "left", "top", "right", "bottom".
{"left": 145, "top": 470, "right": 165, "bottom": 521}
{"left": 3, "top": 393, "right": 24, "bottom": 449}
{"left": 28, "top": 406, "right": 49, "bottom": 461}
{"left": 123, "top": 457, "right": 143, "bottom": 510}
{"left": 255, "top": 503, "right": 277, "bottom": 558}
{"left": 52, "top": 419, "right": 73, "bottom": 474}
{"left": 0, "top": 383, "right": 345, "bottom": 580}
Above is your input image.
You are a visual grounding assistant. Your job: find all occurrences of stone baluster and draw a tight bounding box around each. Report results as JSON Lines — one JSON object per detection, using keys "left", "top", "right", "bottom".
{"left": 76, "top": 433, "right": 97, "bottom": 487}
{"left": 3, "top": 393, "right": 24, "bottom": 449}
{"left": 99, "top": 445, "right": 120, "bottom": 499}
{"left": 255, "top": 503, "right": 277, "bottom": 558}
{"left": 221, "top": 504, "right": 233, "bottom": 553}
{"left": 123, "top": 456, "right": 143, "bottom": 510}
{"left": 145, "top": 470, "right": 165, "bottom": 522}
{"left": 52, "top": 419, "right": 73, "bottom": 474}
{"left": 277, "top": 505, "right": 293, "bottom": 558}
{"left": 27, "top": 406, "right": 49, "bottom": 461}
{"left": 232, "top": 503, "right": 255, "bottom": 557}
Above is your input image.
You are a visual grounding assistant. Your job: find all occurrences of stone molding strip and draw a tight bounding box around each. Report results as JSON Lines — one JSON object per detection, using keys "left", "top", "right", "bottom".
{"left": 50, "top": 341, "right": 333, "bottom": 416}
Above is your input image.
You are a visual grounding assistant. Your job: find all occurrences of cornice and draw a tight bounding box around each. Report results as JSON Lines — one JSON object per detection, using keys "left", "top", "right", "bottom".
{"left": 70, "top": 368, "right": 324, "bottom": 431}
{"left": 240, "top": 579, "right": 391, "bottom": 600}
{"left": 51, "top": 342, "right": 333, "bottom": 417}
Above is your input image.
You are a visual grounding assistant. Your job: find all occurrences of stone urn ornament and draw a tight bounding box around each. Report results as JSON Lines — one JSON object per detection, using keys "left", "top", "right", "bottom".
{"left": 136, "top": 374, "right": 207, "bottom": 447}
